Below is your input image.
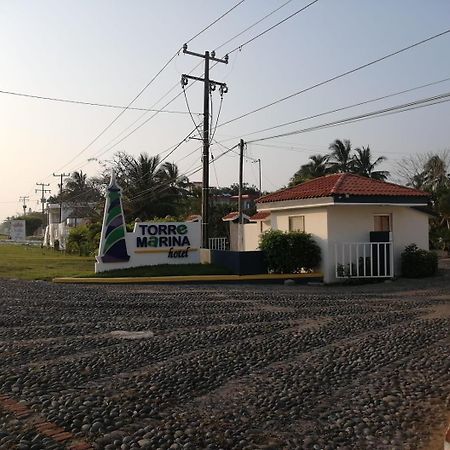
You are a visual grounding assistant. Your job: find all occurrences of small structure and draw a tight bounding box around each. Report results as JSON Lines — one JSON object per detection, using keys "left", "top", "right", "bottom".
{"left": 238, "top": 173, "right": 431, "bottom": 283}
{"left": 95, "top": 173, "right": 201, "bottom": 273}
{"left": 43, "top": 203, "right": 92, "bottom": 249}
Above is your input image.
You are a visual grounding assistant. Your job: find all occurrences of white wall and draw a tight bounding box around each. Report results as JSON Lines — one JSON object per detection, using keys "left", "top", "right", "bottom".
{"left": 327, "top": 205, "right": 430, "bottom": 280}
{"left": 268, "top": 207, "right": 330, "bottom": 279}
{"left": 243, "top": 223, "right": 260, "bottom": 251}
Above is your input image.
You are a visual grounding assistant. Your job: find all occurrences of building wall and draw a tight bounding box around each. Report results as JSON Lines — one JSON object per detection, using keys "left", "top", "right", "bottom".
{"left": 262, "top": 207, "right": 330, "bottom": 279}
{"left": 243, "top": 203, "right": 429, "bottom": 282}
{"left": 327, "top": 205, "right": 429, "bottom": 280}
{"left": 243, "top": 223, "right": 260, "bottom": 251}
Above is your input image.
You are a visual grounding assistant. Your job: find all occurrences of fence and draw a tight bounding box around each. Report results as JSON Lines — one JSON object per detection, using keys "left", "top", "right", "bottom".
{"left": 334, "top": 242, "right": 394, "bottom": 278}
{"left": 209, "top": 237, "right": 229, "bottom": 251}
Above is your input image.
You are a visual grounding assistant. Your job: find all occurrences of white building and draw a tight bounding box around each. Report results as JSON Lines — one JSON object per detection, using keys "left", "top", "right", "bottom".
{"left": 233, "top": 173, "right": 431, "bottom": 283}
{"left": 43, "top": 203, "right": 91, "bottom": 249}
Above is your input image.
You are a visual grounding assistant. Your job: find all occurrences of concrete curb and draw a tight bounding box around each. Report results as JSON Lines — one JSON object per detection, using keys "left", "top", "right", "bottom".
{"left": 53, "top": 272, "right": 323, "bottom": 284}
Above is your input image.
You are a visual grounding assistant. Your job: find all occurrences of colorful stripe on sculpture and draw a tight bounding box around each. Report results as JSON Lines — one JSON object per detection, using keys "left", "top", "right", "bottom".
{"left": 98, "top": 171, "right": 130, "bottom": 263}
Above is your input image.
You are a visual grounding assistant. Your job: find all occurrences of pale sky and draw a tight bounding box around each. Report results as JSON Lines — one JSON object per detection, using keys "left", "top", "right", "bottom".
{"left": 1, "top": 0, "right": 449, "bottom": 221}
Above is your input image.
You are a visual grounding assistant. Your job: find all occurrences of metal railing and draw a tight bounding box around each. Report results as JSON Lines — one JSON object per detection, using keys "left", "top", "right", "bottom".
{"left": 334, "top": 242, "right": 394, "bottom": 278}
{"left": 209, "top": 237, "right": 229, "bottom": 250}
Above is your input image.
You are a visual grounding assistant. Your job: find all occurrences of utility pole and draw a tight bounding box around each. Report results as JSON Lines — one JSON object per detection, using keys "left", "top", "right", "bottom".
{"left": 35, "top": 183, "right": 51, "bottom": 227}
{"left": 52, "top": 172, "right": 70, "bottom": 223}
{"left": 256, "top": 158, "right": 262, "bottom": 195}
{"left": 238, "top": 139, "right": 245, "bottom": 251}
{"left": 181, "top": 44, "right": 229, "bottom": 249}
{"left": 19, "top": 196, "right": 29, "bottom": 216}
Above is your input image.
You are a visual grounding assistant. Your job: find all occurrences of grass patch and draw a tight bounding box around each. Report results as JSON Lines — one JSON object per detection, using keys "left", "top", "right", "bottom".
{"left": 0, "top": 243, "right": 232, "bottom": 280}
{"left": 0, "top": 243, "right": 94, "bottom": 280}
{"left": 88, "top": 264, "right": 232, "bottom": 278}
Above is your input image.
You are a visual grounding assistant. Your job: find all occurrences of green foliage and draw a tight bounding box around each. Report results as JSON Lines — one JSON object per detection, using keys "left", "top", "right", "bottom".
{"left": 67, "top": 223, "right": 102, "bottom": 256}
{"left": 401, "top": 244, "right": 438, "bottom": 278}
{"left": 259, "top": 230, "right": 321, "bottom": 273}
{"left": 67, "top": 225, "right": 89, "bottom": 256}
{"left": 288, "top": 139, "right": 389, "bottom": 187}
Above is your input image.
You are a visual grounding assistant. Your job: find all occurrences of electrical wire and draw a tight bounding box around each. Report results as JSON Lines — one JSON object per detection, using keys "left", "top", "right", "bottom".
{"left": 53, "top": 0, "right": 248, "bottom": 173}
{"left": 183, "top": 86, "right": 203, "bottom": 138}
{"left": 216, "top": 76, "right": 450, "bottom": 143}
{"left": 214, "top": 0, "right": 296, "bottom": 52}
{"left": 0, "top": 89, "right": 197, "bottom": 114}
{"left": 218, "top": 28, "right": 450, "bottom": 128}
{"left": 69, "top": 0, "right": 311, "bottom": 170}
{"left": 247, "top": 91, "right": 450, "bottom": 143}
{"left": 227, "top": 0, "right": 320, "bottom": 55}
{"left": 127, "top": 143, "right": 239, "bottom": 204}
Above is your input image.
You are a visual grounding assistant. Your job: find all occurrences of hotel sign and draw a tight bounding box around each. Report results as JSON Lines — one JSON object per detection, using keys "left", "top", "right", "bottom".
{"left": 95, "top": 173, "right": 201, "bottom": 273}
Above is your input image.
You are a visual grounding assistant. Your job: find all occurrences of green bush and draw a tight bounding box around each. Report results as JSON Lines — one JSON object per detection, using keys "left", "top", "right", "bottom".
{"left": 67, "top": 226, "right": 89, "bottom": 256}
{"left": 259, "top": 230, "right": 321, "bottom": 273}
{"left": 401, "top": 244, "right": 438, "bottom": 278}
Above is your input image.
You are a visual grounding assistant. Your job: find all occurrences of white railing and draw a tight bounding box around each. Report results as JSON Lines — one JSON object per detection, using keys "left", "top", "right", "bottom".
{"left": 334, "top": 242, "right": 394, "bottom": 278}
{"left": 209, "top": 237, "right": 229, "bottom": 250}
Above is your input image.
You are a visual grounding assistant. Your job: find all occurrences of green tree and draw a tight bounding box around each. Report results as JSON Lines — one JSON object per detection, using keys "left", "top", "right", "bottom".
{"left": 328, "top": 139, "right": 354, "bottom": 173}
{"left": 112, "top": 152, "right": 189, "bottom": 220}
{"left": 289, "top": 154, "right": 330, "bottom": 186}
{"left": 352, "top": 146, "right": 389, "bottom": 180}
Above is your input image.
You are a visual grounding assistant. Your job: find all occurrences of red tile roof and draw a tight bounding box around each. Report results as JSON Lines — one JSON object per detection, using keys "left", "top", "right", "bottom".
{"left": 222, "top": 211, "right": 239, "bottom": 221}
{"left": 257, "top": 173, "right": 429, "bottom": 204}
{"left": 250, "top": 211, "right": 271, "bottom": 221}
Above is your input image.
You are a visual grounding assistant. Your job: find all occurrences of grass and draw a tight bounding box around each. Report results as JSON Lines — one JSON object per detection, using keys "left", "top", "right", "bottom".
{"left": 0, "top": 243, "right": 232, "bottom": 280}
{"left": 0, "top": 243, "right": 94, "bottom": 280}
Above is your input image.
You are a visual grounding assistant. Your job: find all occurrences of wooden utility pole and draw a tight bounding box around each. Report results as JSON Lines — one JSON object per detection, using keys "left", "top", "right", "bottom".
{"left": 19, "top": 196, "right": 29, "bottom": 216}
{"left": 181, "top": 44, "right": 229, "bottom": 249}
{"left": 238, "top": 139, "right": 245, "bottom": 251}
{"left": 35, "top": 183, "right": 51, "bottom": 226}
{"left": 52, "top": 172, "right": 70, "bottom": 223}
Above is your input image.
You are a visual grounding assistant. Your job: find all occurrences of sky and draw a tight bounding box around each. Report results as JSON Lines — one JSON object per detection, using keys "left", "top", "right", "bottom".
{"left": 0, "top": 0, "right": 449, "bottom": 221}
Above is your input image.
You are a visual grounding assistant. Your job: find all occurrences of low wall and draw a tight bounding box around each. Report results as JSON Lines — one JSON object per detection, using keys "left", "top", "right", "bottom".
{"left": 211, "top": 250, "right": 267, "bottom": 275}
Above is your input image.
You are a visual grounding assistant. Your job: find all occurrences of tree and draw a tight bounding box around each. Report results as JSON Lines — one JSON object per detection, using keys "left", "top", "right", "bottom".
{"left": 112, "top": 152, "right": 189, "bottom": 220}
{"left": 289, "top": 154, "right": 330, "bottom": 187}
{"left": 328, "top": 139, "right": 354, "bottom": 173}
{"left": 396, "top": 151, "right": 450, "bottom": 193}
{"left": 352, "top": 146, "right": 389, "bottom": 180}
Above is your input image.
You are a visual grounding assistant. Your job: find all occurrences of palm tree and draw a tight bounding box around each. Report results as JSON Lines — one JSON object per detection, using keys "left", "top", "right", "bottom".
{"left": 113, "top": 152, "right": 189, "bottom": 220}
{"left": 328, "top": 139, "right": 354, "bottom": 173}
{"left": 289, "top": 154, "right": 330, "bottom": 186}
{"left": 352, "top": 146, "right": 389, "bottom": 180}
{"left": 422, "top": 155, "right": 449, "bottom": 193}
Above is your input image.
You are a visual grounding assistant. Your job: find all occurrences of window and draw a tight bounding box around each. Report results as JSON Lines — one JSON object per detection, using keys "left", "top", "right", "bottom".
{"left": 374, "top": 215, "right": 391, "bottom": 232}
{"left": 289, "top": 216, "right": 305, "bottom": 232}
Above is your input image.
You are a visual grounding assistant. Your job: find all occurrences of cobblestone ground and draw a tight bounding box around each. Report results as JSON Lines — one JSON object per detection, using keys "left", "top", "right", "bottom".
{"left": 0, "top": 268, "right": 449, "bottom": 450}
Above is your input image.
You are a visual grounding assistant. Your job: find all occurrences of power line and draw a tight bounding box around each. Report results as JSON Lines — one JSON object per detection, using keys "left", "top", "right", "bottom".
{"left": 75, "top": 0, "right": 311, "bottom": 169}
{"left": 218, "top": 28, "right": 450, "bottom": 128}
{"left": 213, "top": 0, "right": 296, "bottom": 52}
{"left": 227, "top": 0, "right": 320, "bottom": 54}
{"left": 218, "top": 76, "right": 450, "bottom": 142}
{"left": 53, "top": 0, "right": 248, "bottom": 173}
{"left": 0, "top": 89, "right": 198, "bottom": 114}
{"left": 247, "top": 91, "right": 450, "bottom": 143}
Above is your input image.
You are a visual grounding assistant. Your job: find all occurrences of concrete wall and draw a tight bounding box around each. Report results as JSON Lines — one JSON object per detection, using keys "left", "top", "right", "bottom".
{"left": 243, "top": 223, "right": 260, "bottom": 251}
{"left": 327, "top": 205, "right": 430, "bottom": 280}
{"left": 265, "top": 207, "right": 330, "bottom": 279}
{"left": 242, "top": 204, "right": 429, "bottom": 282}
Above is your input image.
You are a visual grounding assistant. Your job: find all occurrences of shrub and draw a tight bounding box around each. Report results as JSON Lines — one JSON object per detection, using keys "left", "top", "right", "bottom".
{"left": 401, "top": 244, "right": 438, "bottom": 278}
{"left": 259, "top": 230, "right": 321, "bottom": 273}
{"left": 67, "top": 226, "right": 89, "bottom": 256}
